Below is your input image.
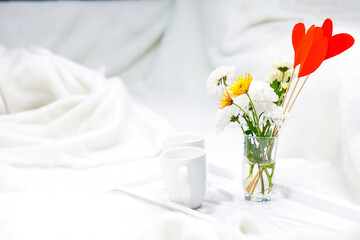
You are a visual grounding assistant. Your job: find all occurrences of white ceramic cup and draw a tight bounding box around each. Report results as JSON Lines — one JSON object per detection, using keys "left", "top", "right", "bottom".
{"left": 160, "top": 146, "right": 206, "bottom": 209}
{"left": 162, "top": 133, "right": 205, "bottom": 150}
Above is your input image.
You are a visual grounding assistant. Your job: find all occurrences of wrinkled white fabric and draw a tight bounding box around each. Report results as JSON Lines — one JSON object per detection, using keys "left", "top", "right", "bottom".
{"left": 0, "top": 190, "right": 168, "bottom": 240}
{"left": 0, "top": 47, "right": 169, "bottom": 168}
{"left": 0, "top": 0, "right": 360, "bottom": 239}
{"left": 339, "top": 71, "right": 360, "bottom": 201}
{"left": 138, "top": 213, "right": 239, "bottom": 240}
{"left": 138, "top": 212, "right": 358, "bottom": 240}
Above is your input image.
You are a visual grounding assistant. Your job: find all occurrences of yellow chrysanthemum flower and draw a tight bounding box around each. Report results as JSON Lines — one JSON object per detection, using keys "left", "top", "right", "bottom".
{"left": 219, "top": 90, "right": 233, "bottom": 109}
{"left": 228, "top": 73, "right": 253, "bottom": 97}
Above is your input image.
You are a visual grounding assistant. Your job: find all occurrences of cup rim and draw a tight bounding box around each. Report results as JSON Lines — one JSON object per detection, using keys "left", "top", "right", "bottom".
{"left": 160, "top": 146, "right": 205, "bottom": 161}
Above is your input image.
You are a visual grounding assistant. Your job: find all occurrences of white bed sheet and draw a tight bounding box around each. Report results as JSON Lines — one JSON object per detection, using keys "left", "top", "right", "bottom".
{"left": 0, "top": 156, "right": 358, "bottom": 240}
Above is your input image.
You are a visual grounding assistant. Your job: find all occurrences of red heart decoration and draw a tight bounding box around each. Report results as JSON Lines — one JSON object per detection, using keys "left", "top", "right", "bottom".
{"left": 291, "top": 18, "right": 354, "bottom": 77}
{"left": 325, "top": 33, "right": 355, "bottom": 60}
{"left": 299, "top": 34, "right": 328, "bottom": 77}
{"left": 292, "top": 23, "right": 306, "bottom": 67}
{"left": 294, "top": 25, "right": 315, "bottom": 68}
{"left": 322, "top": 18, "right": 333, "bottom": 40}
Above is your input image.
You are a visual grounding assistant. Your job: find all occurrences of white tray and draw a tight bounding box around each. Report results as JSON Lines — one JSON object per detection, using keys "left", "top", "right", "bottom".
{"left": 116, "top": 163, "right": 360, "bottom": 234}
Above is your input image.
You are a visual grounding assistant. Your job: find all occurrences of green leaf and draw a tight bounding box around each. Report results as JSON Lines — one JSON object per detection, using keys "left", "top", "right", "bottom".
{"left": 270, "top": 80, "right": 286, "bottom": 106}
{"left": 244, "top": 130, "right": 252, "bottom": 135}
{"left": 259, "top": 112, "right": 264, "bottom": 119}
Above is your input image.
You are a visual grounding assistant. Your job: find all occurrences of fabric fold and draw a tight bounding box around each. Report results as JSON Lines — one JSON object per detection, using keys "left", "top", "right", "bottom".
{"left": 0, "top": 47, "right": 170, "bottom": 168}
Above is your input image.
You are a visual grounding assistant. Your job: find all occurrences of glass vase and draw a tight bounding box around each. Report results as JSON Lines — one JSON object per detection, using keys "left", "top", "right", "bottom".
{"left": 242, "top": 135, "right": 278, "bottom": 202}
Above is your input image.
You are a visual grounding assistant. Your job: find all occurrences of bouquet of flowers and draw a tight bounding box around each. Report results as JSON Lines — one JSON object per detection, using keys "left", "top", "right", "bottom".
{"left": 206, "top": 18, "right": 354, "bottom": 201}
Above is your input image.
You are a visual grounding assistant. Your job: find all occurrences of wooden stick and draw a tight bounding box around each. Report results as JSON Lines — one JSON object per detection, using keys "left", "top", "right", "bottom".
{"left": 249, "top": 173, "right": 259, "bottom": 194}
{"left": 281, "top": 67, "right": 296, "bottom": 107}
{"left": 246, "top": 170, "right": 260, "bottom": 193}
{"left": 288, "top": 75, "right": 310, "bottom": 113}
{"left": 283, "top": 77, "right": 300, "bottom": 114}
{"left": 251, "top": 172, "right": 261, "bottom": 194}
{"left": 272, "top": 125, "right": 278, "bottom": 137}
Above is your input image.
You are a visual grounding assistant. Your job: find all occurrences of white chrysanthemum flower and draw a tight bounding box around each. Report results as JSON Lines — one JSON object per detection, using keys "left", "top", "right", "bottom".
{"left": 215, "top": 105, "right": 240, "bottom": 133}
{"left": 281, "top": 81, "right": 289, "bottom": 89}
{"left": 232, "top": 94, "right": 249, "bottom": 113}
{"left": 265, "top": 73, "right": 276, "bottom": 84}
{"left": 264, "top": 106, "right": 285, "bottom": 127}
{"left": 283, "top": 69, "right": 293, "bottom": 81}
{"left": 268, "top": 59, "right": 293, "bottom": 89}
{"left": 265, "top": 72, "right": 283, "bottom": 84}
{"left": 270, "top": 59, "right": 293, "bottom": 73}
{"left": 207, "top": 65, "right": 236, "bottom": 95}
{"left": 248, "top": 81, "right": 279, "bottom": 115}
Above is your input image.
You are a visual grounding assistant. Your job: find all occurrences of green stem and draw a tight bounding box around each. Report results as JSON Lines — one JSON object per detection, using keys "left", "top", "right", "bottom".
{"left": 259, "top": 166, "right": 264, "bottom": 194}
{"left": 232, "top": 102, "right": 254, "bottom": 124}
{"left": 263, "top": 166, "right": 273, "bottom": 193}
{"left": 245, "top": 93, "right": 261, "bottom": 135}
{"left": 246, "top": 163, "right": 254, "bottom": 180}
{"left": 223, "top": 77, "right": 228, "bottom": 87}
{"left": 246, "top": 93, "right": 259, "bottom": 123}
{"left": 240, "top": 126, "right": 246, "bottom": 133}
{"left": 236, "top": 119, "right": 247, "bottom": 134}
{"left": 262, "top": 121, "right": 270, "bottom": 136}
{"left": 278, "top": 72, "right": 286, "bottom": 106}
{"left": 270, "top": 165, "right": 275, "bottom": 178}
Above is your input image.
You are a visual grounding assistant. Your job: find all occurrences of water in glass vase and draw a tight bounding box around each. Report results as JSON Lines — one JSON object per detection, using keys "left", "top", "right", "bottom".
{"left": 242, "top": 135, "right": 278, "bottom": 202}
{"left": 242, "top": 159, "right": 276, "bottom": 202}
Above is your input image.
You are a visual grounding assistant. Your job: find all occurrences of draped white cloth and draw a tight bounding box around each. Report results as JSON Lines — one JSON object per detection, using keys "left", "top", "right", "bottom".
{"left": 0, "top": 47, "right": 169, "bottom": 168}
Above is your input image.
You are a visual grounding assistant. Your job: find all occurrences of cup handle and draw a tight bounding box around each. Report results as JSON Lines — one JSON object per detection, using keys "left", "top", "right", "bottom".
{"left": 178, "top": 166, "right": 192, "bottom": 207}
